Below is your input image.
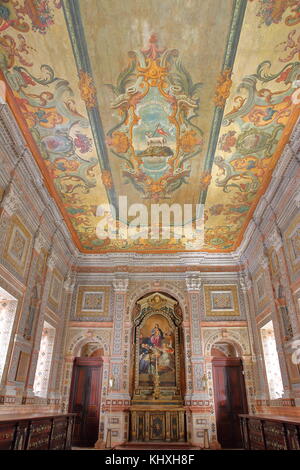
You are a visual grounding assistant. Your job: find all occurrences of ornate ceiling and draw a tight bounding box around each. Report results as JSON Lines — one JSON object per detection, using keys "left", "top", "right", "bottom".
{"left": 0, "top": 0, "right": 299, "bottom": 253}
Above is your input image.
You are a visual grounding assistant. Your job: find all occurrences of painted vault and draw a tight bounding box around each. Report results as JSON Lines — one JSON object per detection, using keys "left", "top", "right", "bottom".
{"left": 0, "top": 0, "right": 299, "bottom": 252}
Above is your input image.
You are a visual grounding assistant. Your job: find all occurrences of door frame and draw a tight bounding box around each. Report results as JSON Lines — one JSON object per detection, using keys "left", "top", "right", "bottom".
{"left": 212, "top": 356, "right": 248, "bottom": 448}
{"left": 68, "top": 356, "right": 103, "bottom": 447}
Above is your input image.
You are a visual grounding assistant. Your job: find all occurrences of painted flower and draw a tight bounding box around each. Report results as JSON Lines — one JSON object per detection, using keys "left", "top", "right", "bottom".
{"left": 231, "top": 157, "right": 258, "bottom": 171}
{"left": 74, "top": 133, "right": 93, "bottom": 153}
{"left": 38, "top": 111, "right": 63, "bottom": 128}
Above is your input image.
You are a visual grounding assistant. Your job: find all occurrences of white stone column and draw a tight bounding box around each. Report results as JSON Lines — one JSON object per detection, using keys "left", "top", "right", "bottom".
{"left": 185, "top": 275, "right": 206, "bottom": 397}
{"left": 55, "top": 271, "right": 76, "bottom": 408}
{"left": 104, "top": 277, "right": 130, "bottom": 446}
{"left": 48, "top": 270, "right": 75, "bottom": 403}
{"left": 185, "top": 274, "right": 211, "bottom": 447}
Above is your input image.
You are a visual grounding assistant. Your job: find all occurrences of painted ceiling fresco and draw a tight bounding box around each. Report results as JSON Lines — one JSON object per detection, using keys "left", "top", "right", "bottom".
{"left": 0, "top": 0, "right": 299, "bottom": 253}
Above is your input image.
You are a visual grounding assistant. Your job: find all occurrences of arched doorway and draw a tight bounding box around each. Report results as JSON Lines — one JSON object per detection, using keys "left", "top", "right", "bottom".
{"left": 130, "top": 292, "right": 186, "bottom": 442}
{"left": 68, "top": 342, "right": 104, "bottom": 447}
{"left": 212, "top": 341, "right": 248, "bottom": 449}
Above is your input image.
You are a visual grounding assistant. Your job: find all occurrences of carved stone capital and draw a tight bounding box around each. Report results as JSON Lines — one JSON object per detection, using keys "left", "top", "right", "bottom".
{"left": 34, "top": 231, "right": 46, "bottom": 253}
{"left": 113, "top": 278, "right": 129, "bottom": 293}
{"left": 185, "top": 275, "right": 201, "bottom": 291}
{"left": 47, "top": 253, "right": 56, "bottom": 270}
{"left": 64, "top": 272, "right": 76, "bottom": 292}
{"left": 239, "top": 273, "right": 252, "bottom": 292}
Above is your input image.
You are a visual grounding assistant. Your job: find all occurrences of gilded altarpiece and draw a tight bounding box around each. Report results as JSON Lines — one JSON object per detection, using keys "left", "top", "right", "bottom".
{"left": 130, "top": 293, "right": 186, "bottom": 442}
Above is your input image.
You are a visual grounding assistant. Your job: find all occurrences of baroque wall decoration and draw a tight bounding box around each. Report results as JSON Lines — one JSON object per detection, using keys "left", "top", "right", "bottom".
{"left": 204, "top": 285, "right": 240, "bottom": 317}
{"left": 203, "top": 327, "right": 250, "bottom": 356}
{"left": 2, "top": 216, "right": 31, "bottom": 276}
{"left": 252, "top": 268, "right": 269, "bottom": 314}
{"left": 48, "top": 269, "right": 63, "bottom": 310}
{"left": 0, "top": 1, "right": 298, "bottom": 253}
{"left": 75, "top": 285, "right": 111, "bottom": 319}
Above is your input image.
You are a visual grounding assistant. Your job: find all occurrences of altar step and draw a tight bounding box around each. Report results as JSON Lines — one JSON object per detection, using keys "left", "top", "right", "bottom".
{"left": 114, "top": 441, "right": 201, "bottom": 450}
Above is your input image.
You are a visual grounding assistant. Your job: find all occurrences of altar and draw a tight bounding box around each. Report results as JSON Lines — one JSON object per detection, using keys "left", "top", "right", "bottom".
{"left": 129, "top": 292, "right": 186, "bottom": 442}
{"left": 130, "top": 407, "right": 186, "bottom": 442}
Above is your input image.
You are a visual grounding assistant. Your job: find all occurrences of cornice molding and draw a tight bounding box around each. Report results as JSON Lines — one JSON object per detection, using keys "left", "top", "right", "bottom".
{"left": 0, "top": 104, "right": 76, "bottom": 263}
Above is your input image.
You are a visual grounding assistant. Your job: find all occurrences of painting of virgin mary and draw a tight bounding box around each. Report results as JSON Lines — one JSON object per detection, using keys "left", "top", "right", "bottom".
{"left": 138, "top": 314, "right": 176, "bottom": 387}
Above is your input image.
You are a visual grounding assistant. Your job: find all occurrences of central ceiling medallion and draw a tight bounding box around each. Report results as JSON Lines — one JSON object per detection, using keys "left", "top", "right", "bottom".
{"left": 106, "top": 34, "right": 203, "bottom": 200}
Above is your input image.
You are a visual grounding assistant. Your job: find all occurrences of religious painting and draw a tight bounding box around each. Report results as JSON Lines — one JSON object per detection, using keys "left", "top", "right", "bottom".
{"left": 139, "top": 313, "right": 176, "bottom": 388}
{"left": 132, "top": 292, "right": 183, "bottom": 404}
{"left": 131, "top": 292, "right": 184, "bottom": 442}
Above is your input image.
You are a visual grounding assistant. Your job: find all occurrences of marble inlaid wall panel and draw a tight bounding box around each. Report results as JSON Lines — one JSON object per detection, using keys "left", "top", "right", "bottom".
{"left": 201, "top": 281, "right": 246, "bottom": 321}
{"left": 1, "top": 216, "right": 32, "bottom": 281}
{"left": 71, "top": 283, "right": 114, "bottom": 321}
{"left": 47, "top": 269, "right": 64, "bottom": 313}
{"left": 253, "top": 268, "right": 270, "bottom": 315}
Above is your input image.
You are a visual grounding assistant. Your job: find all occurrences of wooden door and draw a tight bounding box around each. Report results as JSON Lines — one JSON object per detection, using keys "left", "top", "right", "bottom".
{"left": 212, "top": 357, "right": 248, "bottom": 449}
{"left": 68, "top": 357, "right": 103, "bottom": 447}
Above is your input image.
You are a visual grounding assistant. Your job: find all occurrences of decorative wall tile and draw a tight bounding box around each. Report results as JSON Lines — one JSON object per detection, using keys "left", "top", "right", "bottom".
{"left": 2, "top": 216, "right": 31, "bottom": 276}
{"left": 204, "top": 285, "right": 240, "bottom": 316}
